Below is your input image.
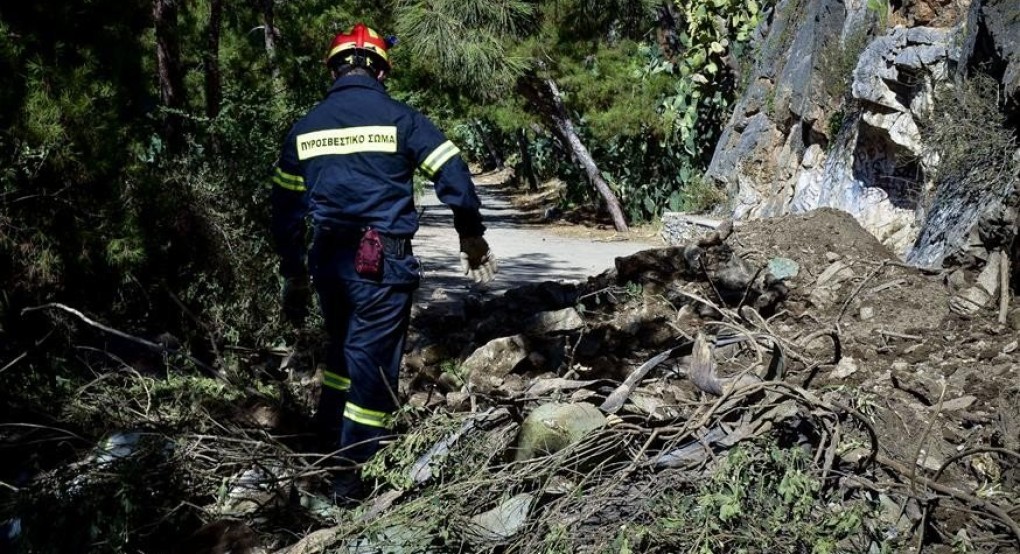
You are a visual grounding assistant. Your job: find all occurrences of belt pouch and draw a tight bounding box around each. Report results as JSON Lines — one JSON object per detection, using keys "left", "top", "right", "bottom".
{"left": 355, "top": 228, "right": 384, "bottom": 280}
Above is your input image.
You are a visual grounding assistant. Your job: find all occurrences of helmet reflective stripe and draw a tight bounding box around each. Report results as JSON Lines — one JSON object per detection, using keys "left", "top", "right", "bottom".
{"left": 328, "top": 43, "right": 389, "bottom": 64}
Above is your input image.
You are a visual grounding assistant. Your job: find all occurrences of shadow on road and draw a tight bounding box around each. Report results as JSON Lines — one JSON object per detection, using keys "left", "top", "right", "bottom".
{"left": 416, "top": 248, "right": 590, "bottom": 294}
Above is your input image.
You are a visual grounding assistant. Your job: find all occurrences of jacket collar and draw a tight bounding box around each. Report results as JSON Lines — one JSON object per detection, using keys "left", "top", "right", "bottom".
{"left": 327, "top": 74, "right": 387, "bottom": 95}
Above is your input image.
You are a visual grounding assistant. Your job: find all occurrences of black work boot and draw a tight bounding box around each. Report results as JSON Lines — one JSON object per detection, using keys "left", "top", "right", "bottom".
{"left": 330, "top": 470, "right": 367, "bottom": 507}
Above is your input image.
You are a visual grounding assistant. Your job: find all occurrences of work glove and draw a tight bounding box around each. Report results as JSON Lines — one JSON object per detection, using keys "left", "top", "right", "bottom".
{"left": 459, "top": 236, "right": 498, "bottom": 285}
{"left": 281, "top": 273, "right": 311, "bottom": 327}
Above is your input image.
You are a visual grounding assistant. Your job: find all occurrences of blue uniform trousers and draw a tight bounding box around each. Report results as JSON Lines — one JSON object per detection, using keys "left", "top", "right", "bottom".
{"left": 309, "top": 231, "right": 419, "bottom": 465}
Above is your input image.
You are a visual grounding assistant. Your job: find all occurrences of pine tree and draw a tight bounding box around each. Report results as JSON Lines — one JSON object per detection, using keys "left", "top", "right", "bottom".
{"left": 394, "top": 0, "right": 642, "bottom": 231}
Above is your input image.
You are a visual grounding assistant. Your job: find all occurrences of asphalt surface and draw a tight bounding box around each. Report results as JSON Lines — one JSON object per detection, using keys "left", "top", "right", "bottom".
{"left": 411, "top": 179, "right": 661, "bottom": 303}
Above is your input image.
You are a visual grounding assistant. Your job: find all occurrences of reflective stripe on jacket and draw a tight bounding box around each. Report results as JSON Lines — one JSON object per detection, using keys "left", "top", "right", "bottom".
{"left": 270, "top": 74, "right": 485, "bottom": 280}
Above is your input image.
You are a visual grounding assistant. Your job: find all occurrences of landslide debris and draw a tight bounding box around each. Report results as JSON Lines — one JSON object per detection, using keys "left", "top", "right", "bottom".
{"left": 6, "top": 209, "right": 1018, "bottom": 554}
{"left": 387, "top": 207, "right": 1019, "bottom": 553}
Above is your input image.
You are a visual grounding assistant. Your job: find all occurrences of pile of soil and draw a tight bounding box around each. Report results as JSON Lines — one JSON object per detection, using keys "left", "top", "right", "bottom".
{"left": 734, "top": 209, "right": 1019, "bottom": 478}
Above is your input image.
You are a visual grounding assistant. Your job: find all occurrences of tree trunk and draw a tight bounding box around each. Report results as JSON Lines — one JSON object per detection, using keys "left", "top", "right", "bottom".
{"left": 262, "top": 0, "right": 279, "bottom": 83}
{"left": 656, "top": 2, "right": 682, "bottom": 61}
{"left": 544, "top": 77, "right": 629, "bottom": 232}
{"left": 473, "top": 120, "right": 504, "bottom": 171}
{"left": 153, "top": 0, "right": 186, "bottom": 149}
{"left": 205, "top": 0, "right": 223, "bottom": 119}
{"left": 517, "top": 128, "right": 538, "bottom": 191}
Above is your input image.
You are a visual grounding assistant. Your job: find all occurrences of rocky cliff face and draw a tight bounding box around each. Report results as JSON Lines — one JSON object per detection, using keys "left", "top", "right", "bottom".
{"left": 706, "top": 0, "right": 1019, "bottom": 267}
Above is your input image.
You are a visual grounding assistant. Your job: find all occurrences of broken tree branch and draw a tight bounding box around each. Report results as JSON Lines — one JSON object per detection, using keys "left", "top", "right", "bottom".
{"left": 688, "top": 332, "right": 762, "bottom": 396}
{"left": 933, "top": 447, "right": 1020, "bottom": 483}
{"left": 837, "top": 261, "right": 892, "bottom": 324}
{"left": 600, "top": 346, "right": 682, "bottom": 414}
{"left": 21, "top": 302, "right": 233, "bottom": 385}
{"left": 876, "top": 453, "right": 1020, "bottom": 549}
{"left": 877, "top": 329, "right": 923, "bottom": 341}
{"left": 0, "top": 351, "right": 28, "bottom": 375}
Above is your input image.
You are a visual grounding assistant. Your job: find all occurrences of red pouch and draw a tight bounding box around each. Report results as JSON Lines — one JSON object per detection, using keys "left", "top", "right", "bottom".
{"left": 355, "top": 228, "right": 384, "bottom": 279}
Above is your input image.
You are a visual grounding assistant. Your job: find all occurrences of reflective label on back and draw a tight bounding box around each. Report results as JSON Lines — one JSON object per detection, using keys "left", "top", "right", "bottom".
{"left": 296, "top": 126, "right": 398, "bottom": 159}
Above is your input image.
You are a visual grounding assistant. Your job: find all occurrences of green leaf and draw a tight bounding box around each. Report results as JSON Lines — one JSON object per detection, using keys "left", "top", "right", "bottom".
{"left": 690, "top": 50, "right": 706, "bottom": 68}
{"left": 668, "top": 191, "right": 683, "bottom": 211}
{"left": 643, "top": 196, "right": 656, "bottom": 213}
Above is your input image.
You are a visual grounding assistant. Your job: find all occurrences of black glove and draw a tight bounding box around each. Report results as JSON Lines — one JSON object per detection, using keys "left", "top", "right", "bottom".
{"left": 459, "top": 236, "right": 497, "bottom": 284}
{"left": 281, "top": 273, "right": 311, "bottom": 327}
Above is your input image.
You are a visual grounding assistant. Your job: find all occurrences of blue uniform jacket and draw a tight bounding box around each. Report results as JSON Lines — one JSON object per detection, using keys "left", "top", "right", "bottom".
{"left": 270, "top": 74, "right": 485, "bottom": 285}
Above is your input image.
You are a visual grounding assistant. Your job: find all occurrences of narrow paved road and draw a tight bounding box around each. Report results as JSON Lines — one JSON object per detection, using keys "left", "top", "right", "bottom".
{"left": 412, "top": 177, "right": 661, "bottom": 303}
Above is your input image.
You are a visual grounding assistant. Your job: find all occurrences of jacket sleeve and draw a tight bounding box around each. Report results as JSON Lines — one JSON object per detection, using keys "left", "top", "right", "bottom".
{"left": 407, "top": 112, "right": 486, "bottom": 237}
{"left": 270, "top": 128, "right": 309, "bottom": 278}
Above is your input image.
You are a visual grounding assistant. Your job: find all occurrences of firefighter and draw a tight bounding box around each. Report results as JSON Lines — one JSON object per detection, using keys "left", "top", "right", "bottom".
{"left": 270, "top": 23, "right": 497, "bottom": 502}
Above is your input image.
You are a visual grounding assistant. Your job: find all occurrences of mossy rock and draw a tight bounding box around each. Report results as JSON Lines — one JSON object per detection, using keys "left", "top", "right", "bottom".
{"left": 513, "top": 403, "right": 607, "bottom": 461}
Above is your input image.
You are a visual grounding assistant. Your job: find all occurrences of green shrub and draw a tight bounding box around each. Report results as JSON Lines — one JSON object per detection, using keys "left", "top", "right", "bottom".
{"left": 649, "top": 442, "right": 872, "bottom": 552}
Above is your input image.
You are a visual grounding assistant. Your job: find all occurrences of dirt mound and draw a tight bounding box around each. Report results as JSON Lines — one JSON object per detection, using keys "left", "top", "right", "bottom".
{"left": 738, "top": 208, "right": 896, "bottom": 267}
{"left": 735, "top": 209, "right": 1020, "bottom": 492}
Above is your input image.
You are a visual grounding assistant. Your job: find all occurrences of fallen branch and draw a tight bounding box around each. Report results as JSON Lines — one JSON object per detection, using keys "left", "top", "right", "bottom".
{"left": 21, "top": 302, "right": 234, "bottom": 385}
{"left": 599, "top": 346, "right": 684, "bottom": 414}
{"left": 877, "top": 329, "right": 923, "bottom": 341}
{"left": 526, "top": 378, "right": 600, "bottom": 398}
{"left": 696, "top": 220, "right": 734, "bottom": 248}
{"left": 688, "top": 333, "right": 762, "bottom": 396}
{"left": 796, "top": 328, "right": 842, "bottom": 365}
{"left": 654, "top": 427, "right": 727, "bottom": 468}
{"left": 0, "top": 351, "right": 28, "bottom": 375}
{"left": 869, "top": 279, "right": 907, "bottom": 295}
{"left": 0, "top": 328, "right": 54, "bottom": 375}
{"left": 837, "top": 261, "right": 893, "bottom": 324}
{"left": 909, "top": 380, "right": 946, "bottom": 498}
{"left": 0, "top": 422, "right": 89, "bottom": 442}
{"left": 876, "top": 453, "right": 1020, "bottom": 549}
{"left": 409, "top": 408, "right": 510, "bottom": 485}
{"left": 933, "top": 447, "right": 1020, "bottom": 482}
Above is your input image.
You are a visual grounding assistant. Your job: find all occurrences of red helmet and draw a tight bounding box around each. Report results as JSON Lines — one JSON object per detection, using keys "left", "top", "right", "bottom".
{"left": 326, "top": 23, "right": 392, "bottom": 71}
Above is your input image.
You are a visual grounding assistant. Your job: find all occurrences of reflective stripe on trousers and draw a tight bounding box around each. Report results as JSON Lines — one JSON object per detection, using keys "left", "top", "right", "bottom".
{"left": 315, "top": 274, "right": 414, "bottom": 464}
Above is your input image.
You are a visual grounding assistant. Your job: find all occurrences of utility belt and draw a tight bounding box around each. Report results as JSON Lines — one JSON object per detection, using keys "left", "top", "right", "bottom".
{"left": 315, "top": 225, "right": 412, "bottom": 259}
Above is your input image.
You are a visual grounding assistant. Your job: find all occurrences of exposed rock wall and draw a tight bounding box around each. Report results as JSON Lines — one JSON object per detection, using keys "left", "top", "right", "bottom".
{"left": 980, "top": 0, "right": 1020, "bottom": 99}
{"left": 706, "top": 0, "right": 1019, "bottom": 265}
